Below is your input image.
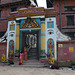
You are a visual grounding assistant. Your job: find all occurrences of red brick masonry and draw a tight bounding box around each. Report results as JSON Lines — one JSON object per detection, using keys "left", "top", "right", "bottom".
{"left": 57, "top": 41, "right": 75, "bottom": 61}
{"left": 0, "top": 42, "right": 7, "bottom": 60}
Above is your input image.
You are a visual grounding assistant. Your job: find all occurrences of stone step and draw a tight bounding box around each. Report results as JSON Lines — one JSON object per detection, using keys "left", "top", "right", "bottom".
{"left": 10, "top": 59, "right": 49, "bottom": 68}
{"left": 13, "top": 64, "right": 46, "bottom": 68}
{"left": 29, "top": 50, "right": 36, "bottom": 53}
{"left": 28, "top": 56, "right": 37, "bottom": 58}
{"left": 13, "top": 60, "right": 46, "bottom": 68}
{"left": 29, "top": 49, "right": 37, "bottom": 52}
{"left": 29, "top": 53, "right": 37, "bottom": 56}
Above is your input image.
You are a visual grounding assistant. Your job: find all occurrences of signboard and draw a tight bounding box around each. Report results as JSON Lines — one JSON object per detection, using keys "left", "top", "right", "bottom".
{"left": 69, "top": 47, "right": 74, "bottom": 52}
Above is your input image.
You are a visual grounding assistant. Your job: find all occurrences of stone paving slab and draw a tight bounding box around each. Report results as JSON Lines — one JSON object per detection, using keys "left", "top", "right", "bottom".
{"left": 0, "top": 66, "right": 75, "bottom": 75}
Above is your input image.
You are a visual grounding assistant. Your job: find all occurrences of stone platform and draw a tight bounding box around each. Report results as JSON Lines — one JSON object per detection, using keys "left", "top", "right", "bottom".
{"left": 14, "top": 59, "right": 47, "bottom": 68}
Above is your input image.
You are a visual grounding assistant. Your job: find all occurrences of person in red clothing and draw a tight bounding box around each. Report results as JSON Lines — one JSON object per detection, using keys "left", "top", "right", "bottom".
{"left": 19, "top": 51, "right": 23, "bottom": 65}
{"left": 24, "top": 47, "right": 28, "bottom": 60}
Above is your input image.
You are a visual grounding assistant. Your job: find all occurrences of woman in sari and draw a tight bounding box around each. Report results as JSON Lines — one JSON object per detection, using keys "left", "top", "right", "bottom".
{"left": 19, "top": 51, "right": 23, "bottom": 65}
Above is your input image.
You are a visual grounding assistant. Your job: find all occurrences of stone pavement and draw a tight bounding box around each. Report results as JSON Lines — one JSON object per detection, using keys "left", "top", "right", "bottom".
{"left": 0, "top": 59, "right": 75, "bottom": 75}
{"left": 0, "top": 60, "right": 75, "bottom": 75}
{"left": 0, "top": 66, "right": 75, "bottom": 75}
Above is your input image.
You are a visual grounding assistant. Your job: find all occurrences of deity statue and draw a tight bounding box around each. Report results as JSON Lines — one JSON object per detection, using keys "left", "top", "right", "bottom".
{"left": 47, "top": 39, "right": 54, "bottom": 64}
{"left": 9, "top": 41, "right": 14, "bottom": 56}
{"left": 10, "top": 42, "right": 14, "bottom": 55}
{"left": 29, "top": 0, "right": 38, "bottom": 7}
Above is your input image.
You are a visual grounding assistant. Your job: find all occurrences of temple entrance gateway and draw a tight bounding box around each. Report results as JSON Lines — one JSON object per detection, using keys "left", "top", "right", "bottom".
{"left": 22, "top": 30, "right": 39, "bottom": 60}
{"left": 7, "top": 7, "right": 69, "bottom": 65}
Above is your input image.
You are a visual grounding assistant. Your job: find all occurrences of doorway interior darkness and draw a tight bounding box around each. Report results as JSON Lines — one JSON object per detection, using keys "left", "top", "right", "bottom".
{"left": 22, "top": 30, "right": 39, "bottom": 60}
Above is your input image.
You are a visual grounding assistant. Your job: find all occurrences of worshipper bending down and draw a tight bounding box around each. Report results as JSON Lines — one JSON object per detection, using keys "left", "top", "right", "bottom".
{"left": 49, "top": 62, "right": 62, "bottom": 70}
{"left": 49, "top": 64, "right": 60, "bottom": 69}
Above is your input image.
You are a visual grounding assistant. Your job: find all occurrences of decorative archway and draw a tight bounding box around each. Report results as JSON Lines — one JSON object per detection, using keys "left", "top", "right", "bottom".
{"left": 9, "top": 40, "right": 14, "bottom": 57}
{"left": 21, "top": 16, "right": 40, "bottom": 28}
{"left": 47, "top": 38, "right": 54, "bottom": 64}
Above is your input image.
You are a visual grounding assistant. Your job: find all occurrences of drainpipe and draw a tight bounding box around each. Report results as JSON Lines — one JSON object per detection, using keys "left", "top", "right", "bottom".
{"left": 59, "top": 0, "right": 62, "bottom": 31}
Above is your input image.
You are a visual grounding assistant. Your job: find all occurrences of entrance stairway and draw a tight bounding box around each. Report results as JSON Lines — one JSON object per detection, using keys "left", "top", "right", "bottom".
{"left": 14, "top": 59, "right": 46, "bottom": 68}
{"left": 28, "top": 48, "right": 37, "bottom": 60}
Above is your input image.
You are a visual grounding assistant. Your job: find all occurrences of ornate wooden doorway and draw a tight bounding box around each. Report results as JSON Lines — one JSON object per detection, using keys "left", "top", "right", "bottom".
{"left": 22, "top": 30, "right": 39, "bottom": 60}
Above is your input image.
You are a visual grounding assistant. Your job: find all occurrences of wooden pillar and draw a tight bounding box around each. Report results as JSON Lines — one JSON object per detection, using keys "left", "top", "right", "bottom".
{"left": 40, "top": 21, "right": 46, "bottom": 58}
{"left": 16, "top": 21, "right": 20, "bottom": 56}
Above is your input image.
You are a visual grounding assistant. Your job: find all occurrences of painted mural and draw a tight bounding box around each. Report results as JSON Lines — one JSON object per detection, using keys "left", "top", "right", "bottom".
{"left": 21, "top": 17, "right": 40, "bottom": 28}
{"left": 20, "top": 17, "right": 41, "bottom": 29}
{"left": 47, "top": 38, "right": 54, "bottom": 64}
{"left": 10, "top": 25, "right": 15, "bottom": 31}
{"left": 9, "top": 40, "right": 14, "bottom": 56}
{"left": 47, "top": 21, "right": 54, "bottom": 28}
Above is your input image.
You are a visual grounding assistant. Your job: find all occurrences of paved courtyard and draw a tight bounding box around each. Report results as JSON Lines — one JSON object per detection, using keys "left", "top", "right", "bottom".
{"left": 0, "top": 66, "right": 75, "bottom": 75}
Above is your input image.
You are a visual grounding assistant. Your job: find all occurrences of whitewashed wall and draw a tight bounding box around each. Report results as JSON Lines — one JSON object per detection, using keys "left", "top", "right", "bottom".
{"left": 45, "top": 17, "right": 57, "bottom": 60}
{"left": 7, "top": 21, "right": 16, "bottom": 59}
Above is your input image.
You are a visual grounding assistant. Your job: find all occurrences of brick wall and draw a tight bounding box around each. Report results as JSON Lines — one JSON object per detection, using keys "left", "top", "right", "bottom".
{"left": 0, "top": 42, "right": 7, "bottom": 60}
{"left": 57, "top": 41, "right": 75, "bottom": 61}
{"left": 0, "top": 20, "right": 8, "bottom": 32}
{"left": 0, "top": 0, "right": 75, "bottom": 33}
{"left": 54, "top": 0, "right": 75, "bottom": 28}
{"left": 0, "top": 1, "right": 24, "bottom": 32}
{"left": 1, "top": 0, "right": 21, "bottom": 4}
